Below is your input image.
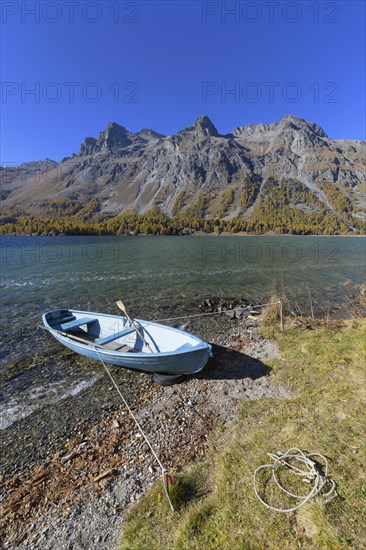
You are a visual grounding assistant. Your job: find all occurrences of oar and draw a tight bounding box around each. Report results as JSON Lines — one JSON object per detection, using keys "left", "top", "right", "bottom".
{"left": 42, "top": 326, "right": 109, "bottom": 350}
{"left": 116, "top": 300, "right": 154, "bottom": 353}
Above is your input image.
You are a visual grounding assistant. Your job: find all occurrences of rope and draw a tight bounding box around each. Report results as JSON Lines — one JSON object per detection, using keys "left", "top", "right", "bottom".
{"left": 93, "top": 346, "right": 175, "bottom": 512}
{"left": 155, "top": 311, "right": 222, "bottom": 322}
{"left": 253, "top": 447, "right": 338, "bottom": 512}
{"left": 154, "top": 301, "right": 281, "bottom": 323}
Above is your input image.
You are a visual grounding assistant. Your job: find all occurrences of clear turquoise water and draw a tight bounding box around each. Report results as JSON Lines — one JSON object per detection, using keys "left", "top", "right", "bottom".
{"left": 1, "top": 235, "right": 365, "bottom": 322}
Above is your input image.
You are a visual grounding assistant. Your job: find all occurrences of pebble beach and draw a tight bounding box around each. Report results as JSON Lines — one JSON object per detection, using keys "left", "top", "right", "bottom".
{"left": 0, "top": 298, "right": 289, "bottom": 549}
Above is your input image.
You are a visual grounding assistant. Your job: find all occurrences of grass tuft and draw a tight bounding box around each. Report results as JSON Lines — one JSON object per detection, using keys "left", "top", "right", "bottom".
{"left": 260, "top": 286, "right": 281, "bottom": 338}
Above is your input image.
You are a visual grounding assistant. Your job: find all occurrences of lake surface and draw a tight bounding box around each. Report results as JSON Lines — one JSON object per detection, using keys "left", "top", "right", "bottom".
{"left": 1, "top": 235, "right": 365, "bottom": 319}
{"left": 0, "top": 235, "right": 364, "bottom": 431}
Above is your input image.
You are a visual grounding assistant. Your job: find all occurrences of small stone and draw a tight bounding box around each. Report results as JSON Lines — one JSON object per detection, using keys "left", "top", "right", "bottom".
{"left": 225, "top": 310, "right": 235, "bottom": 319}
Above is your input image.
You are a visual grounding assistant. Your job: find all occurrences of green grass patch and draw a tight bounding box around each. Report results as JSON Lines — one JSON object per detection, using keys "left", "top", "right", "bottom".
{"left": 119, "top": 320, "right": 366, "bottom": 549}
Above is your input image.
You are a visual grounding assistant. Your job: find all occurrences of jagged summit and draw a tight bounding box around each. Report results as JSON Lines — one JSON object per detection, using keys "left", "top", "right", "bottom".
{"left": 233, "top": 115, "right": 328, "bottom": 139}
{"left": 77, "top": 123, "right": 165, "bottom": 155}
{"left": 77, "top": 122, "right": 130, "bottom": 155}
{"left": 105, "top": 121, "right": 127, "bottom": 131}
{"left": 178, "top": 115, "right": 220, "bottom": 138}
{"left": 279, "top": 115, "right": 327, "bottom": 138}
{"left": 194, "top": 115, "right": 219, "bottom": 135}
{"left": 96, "top": 121, "right": 129, "bottom": 143}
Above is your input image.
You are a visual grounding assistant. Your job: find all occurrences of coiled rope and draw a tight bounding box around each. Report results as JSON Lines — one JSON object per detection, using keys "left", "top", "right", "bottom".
{"left": 253, "top": 447, "right": 338, "bottom": 512}
{"left": 94, "top": 347, "right": 175, "bottom": 512}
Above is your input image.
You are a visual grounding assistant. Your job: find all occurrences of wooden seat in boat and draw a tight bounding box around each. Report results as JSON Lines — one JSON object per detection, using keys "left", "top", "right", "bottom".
{"left": 96, "top": 327, "right": 136, "bottom": 345}
{"left": 60, "top": 317, "right": 97, "bottom": 331}
{"left": 101, "top": 342, "right": 137, "bottom": 352}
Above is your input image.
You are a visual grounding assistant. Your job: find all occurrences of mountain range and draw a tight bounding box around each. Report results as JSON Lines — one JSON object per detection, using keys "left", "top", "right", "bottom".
{"left": 1, "top": 115, "right": 365, "bottom": 230}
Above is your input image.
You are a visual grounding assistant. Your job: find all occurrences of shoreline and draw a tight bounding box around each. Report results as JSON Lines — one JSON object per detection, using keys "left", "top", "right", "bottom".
{"left": 1, "top": 233, "right": 365, "bottom": 238}
{"left": 0, "top": 304, "right": 284, "bottom": 549}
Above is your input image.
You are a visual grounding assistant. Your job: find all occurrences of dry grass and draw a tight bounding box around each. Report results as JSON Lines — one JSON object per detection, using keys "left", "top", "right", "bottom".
{"left": 359, "top": 283, "right": 366, "bottom": 307}
{"left": 260, "top": 284, "right": 281, "bottom": 338}
{"left": 120, "top": 319, "right": 366, "bottom": 549}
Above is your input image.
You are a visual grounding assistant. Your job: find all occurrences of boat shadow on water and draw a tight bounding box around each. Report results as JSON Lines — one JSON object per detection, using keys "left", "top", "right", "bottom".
{"left": 194, "top": 343, "right": 271, "bottom": 382}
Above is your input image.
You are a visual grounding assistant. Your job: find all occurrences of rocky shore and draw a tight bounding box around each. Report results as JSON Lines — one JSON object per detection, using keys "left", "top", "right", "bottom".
{"left": 0, "top": 299, "right": 289, "bottom": 549}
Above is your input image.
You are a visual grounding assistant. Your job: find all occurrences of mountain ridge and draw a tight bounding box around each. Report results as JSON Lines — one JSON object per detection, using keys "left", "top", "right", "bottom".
{"left": 1, "top": 115, "right": 365, "bottom": 232}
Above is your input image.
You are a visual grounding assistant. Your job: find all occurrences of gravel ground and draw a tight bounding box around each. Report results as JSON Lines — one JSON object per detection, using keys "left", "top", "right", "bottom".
{"left": 0, "top": 301, "right": 290, "bottom": 549}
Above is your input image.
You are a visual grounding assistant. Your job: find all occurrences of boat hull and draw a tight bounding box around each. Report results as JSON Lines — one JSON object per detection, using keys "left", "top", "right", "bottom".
{"left": 51, "top": 334, "right": 211, "bottom": 374}
{"left": 43, "top": 309, "right": 212, "bottom": 375}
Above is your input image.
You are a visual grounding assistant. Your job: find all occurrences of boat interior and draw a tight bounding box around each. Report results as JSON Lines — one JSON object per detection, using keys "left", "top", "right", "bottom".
{"left": 45, "top": 310, "right": 139, "bottom": 352}
{"left": 45, "top": 309, "right": 203, "bottom": 354}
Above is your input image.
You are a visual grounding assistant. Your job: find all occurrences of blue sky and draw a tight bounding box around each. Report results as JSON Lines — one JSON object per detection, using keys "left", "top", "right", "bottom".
{"left": 1, "top": 0, "right": 365, "bottom": 164}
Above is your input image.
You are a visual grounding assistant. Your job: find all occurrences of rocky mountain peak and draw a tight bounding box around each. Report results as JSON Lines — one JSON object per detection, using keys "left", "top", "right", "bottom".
{"left": 78, "top": 122, "right": 132, "bottom": 156}
{"left": 279, "top": 115, "right": 328, "bottom": 138}
{"left": 98, "top": 122, "right": 129, "bottom": 144}
{"left": 232, "top": 115, "right": 328, "bottom": 141}
{"left": 194, "top": 115, "right": 220, "bottom": 136}
{"left": 178, "top": 115, "right": 220, "bottom": 139}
